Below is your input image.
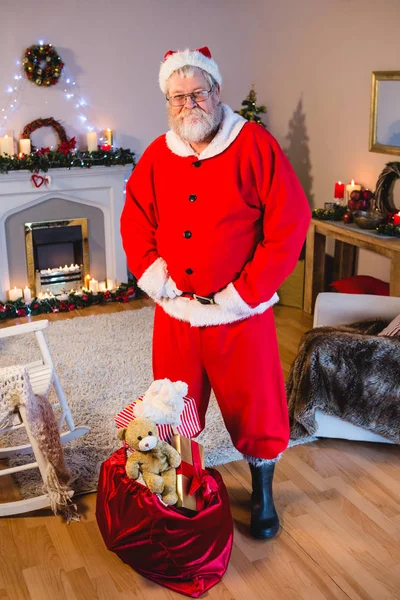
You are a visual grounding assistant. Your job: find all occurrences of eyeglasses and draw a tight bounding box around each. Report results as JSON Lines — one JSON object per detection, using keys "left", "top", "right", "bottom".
{"left": 166, "top": 88, "right": 213, "bottom": 107}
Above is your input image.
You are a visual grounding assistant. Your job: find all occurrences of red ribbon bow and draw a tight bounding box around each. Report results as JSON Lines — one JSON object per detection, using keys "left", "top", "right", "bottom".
{"left": 177, "top": 440, "right": 218, "bottom": 509}
{"left": 163, "top": 46, "right": 212, "bottom": 61}
{"left": 188, "top": 470, "right": 218, "bottom": 502}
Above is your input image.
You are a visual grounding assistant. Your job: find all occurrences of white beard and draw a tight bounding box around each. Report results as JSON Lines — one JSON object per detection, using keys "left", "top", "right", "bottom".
{"left": 168, "top": 103, "right": 223, "bottom": 144}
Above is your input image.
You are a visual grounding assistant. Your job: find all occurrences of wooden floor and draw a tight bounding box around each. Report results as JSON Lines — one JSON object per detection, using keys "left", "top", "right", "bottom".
{"left": 1, "top": 302, "right": 399, "bottom": 600}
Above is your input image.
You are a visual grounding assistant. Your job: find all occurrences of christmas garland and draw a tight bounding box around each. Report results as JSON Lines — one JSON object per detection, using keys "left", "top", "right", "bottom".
{"left": 0, "top": 283, "right": 138, "bottom": 321}
{"left": 375, "top": 223, "right": 400, "bottom": 237}
{"left": 21, "top": 117, "right": 71, "bottom": 153}
{"left": 312, "top": 206, "right": 347, "bottom": 221}
{"left": 374, "top": 162, "right": 400, "bottom": 214}
{"left": 0, "top": 147, "right": 135, "bottom": 173}
{"left": 22, "top": 44, "right": 64, "bottom": 87}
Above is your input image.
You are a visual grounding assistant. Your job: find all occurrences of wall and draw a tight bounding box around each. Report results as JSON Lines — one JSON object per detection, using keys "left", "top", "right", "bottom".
{"left": 1, "top": 0, "right": 399, "bottom": 281}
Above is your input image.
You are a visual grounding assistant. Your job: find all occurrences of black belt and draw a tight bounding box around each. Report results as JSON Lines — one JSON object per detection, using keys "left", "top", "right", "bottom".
{"left": 181, "top": 291, "right": 216, "bottom": 305}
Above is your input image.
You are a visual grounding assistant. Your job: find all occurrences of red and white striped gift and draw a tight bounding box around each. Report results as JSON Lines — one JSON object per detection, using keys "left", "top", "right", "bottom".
{"left": 114, "top": 395, "right": 202, "bottom": 442}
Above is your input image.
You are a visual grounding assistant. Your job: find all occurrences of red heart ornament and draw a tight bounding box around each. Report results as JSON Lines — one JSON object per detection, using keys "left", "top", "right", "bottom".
{"left": 31, "top": 174, "right": 45, "bottom": 188}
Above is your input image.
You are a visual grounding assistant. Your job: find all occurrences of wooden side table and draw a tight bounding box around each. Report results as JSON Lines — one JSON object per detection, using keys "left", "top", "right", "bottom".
{"left": 303, "top": 218, "right": 400, "bottom": 314}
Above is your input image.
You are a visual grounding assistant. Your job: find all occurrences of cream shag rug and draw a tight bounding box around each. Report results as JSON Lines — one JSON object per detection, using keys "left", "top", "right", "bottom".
{"left": 0, "top": 307, "right": 244, "bottom": 498}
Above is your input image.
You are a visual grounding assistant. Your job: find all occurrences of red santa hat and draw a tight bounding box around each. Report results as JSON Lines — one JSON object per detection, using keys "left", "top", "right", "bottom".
{"left": 159, "top": 46, "right": 222, "bottom": 94}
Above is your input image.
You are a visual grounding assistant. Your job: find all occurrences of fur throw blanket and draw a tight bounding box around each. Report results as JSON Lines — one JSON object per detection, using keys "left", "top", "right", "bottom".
{"left": 286, "top": 319, "right": 400, "bottom": 443}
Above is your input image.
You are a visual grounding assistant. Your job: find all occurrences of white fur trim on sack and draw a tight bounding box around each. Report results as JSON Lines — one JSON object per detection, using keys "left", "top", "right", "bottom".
{"left": 165, "top": 104, "right": 246, "bottom": 160}
{"left": 156, "top": 287, "right": 279, "bottom": 328}
{"left": 159, "top": 48, "right": 222, "bottom": 94}
{"left": 137, "top": 256, "right": 168, "bottom": 300}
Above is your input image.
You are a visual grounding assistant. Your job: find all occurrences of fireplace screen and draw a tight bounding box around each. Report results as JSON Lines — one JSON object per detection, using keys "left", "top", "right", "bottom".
{"left": 25, "top": 218, "right": 90, "bottom": 295}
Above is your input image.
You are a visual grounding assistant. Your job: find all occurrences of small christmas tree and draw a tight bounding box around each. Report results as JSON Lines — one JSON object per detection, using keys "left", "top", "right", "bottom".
{"left": 236, "top": 85, "right": 267, "bottom": 128}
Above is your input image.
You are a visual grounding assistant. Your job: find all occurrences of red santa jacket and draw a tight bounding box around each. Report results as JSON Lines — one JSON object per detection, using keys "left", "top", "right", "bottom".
{"left": 121, "top": 105, "right": 311, "bottom": 327}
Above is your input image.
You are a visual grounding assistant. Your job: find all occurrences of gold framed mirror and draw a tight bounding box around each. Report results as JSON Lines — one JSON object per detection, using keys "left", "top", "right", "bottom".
{"left": 369, "top": 71, "right": 400, "bottom": 156}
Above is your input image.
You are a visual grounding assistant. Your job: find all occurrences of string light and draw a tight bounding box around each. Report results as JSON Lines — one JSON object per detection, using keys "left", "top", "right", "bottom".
{"left": 0, "top": 39, "right": 102, "bottom": 143}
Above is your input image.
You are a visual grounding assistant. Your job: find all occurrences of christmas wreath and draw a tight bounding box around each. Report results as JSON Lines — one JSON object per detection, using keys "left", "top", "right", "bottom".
{"left": 22, "top": 44, "right": 64, "bottom": 87}
{"left": 374, "top": 162, "right": 400, "bottom": 214}
{"left": 21, "top": 118, "right": 75, "bottom": 154}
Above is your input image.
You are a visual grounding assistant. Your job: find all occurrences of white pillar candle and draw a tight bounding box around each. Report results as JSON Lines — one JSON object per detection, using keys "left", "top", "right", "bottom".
{"left": 8, "top": 287, "right": 23, "bottom": 301}
{"left": 0, "top": 137, "right": 7, "bottom": 156}
{"left": 1, "top": 135, "right": 15, "bottom": 157}
{"left": 87, "top": 132, "right": 98, "bottom": 152}
{"left": 23, "top": 286, "right": 32, "bottom": 304}
{"left": 99, "top": 282, "right": 107, "bottom": 292}
{"left": 106, "top": 278, "right": 115, "bottom": 290}
{"left": 7, "top": 135, "right": 14, "bottom": 156}
{"left": 89, "top": 278, "right": 99, "bottom": 293}
{"left": 105, "top": 129, "right": 113, "bottom": 146}
{"left": 19, "top": 138, "right": 31, "bottom": 155}
{"left": 346, "top": 179, "right": 362, "bottom": 203}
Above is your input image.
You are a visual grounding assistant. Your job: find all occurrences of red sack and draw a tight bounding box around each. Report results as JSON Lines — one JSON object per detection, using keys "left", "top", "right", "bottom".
{"left": 96, "top": 448, "right": 233, "bottom": 598}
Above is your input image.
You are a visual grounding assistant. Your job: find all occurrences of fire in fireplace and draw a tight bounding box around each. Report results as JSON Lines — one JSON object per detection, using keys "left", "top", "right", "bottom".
{"left": 24, "top": 218, "right": 90, "bottom": 295}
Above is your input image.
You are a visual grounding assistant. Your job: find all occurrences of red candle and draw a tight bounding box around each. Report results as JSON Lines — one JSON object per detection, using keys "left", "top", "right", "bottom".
{"left": 393, "top": 212, "right": 400, "bottom": 226}
{"left": 334, "top": 181, "right": 345, "bottom": 199}
{"left": 101, "top": 144, "right": 111, "bottom": 151}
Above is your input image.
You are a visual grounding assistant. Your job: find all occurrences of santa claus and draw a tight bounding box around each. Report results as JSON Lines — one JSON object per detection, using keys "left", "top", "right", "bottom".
{"left": 120, "top": 47, "right": 311, "bottom": 539}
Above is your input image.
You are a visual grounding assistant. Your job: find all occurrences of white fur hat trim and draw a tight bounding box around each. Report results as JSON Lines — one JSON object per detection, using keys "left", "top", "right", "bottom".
{"left": 159, "top": 47, "right": 222, "bottom": 94}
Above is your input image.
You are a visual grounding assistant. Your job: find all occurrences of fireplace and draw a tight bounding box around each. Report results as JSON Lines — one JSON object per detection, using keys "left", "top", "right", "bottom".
{"left": 0, "top": 166, "right": 130, "bottom": 301}
{"left": 25, "top": 218, "right": 90, "bottom": 295}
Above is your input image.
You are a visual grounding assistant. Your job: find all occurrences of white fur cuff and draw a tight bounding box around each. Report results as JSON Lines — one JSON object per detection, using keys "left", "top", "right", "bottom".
{"left": 244, "top": 453, "right": 282, "bottom": 466}
{"left": 214, "top": 283, "right": 279, "bottom": 316}
{"left": 214, "top": 282, "right": 253, "bottom": 314}
{"left": 137, "top": 257, "right": 168, "bottom": 299}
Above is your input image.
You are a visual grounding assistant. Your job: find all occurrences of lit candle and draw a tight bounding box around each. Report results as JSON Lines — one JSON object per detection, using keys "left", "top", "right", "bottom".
{"left": 334, "top": 181, "right": 345, "bottom": 200}
{"left": 89, "top": 278, "right": 99, "bottom": 293}
{"left": 99, "top": 281, "right": 107, "bottom": 292}
{"left": 105, "top": 129, "right": 113, "bottom": 146}
{"left": 8, "top": 286, "right": 23, "bottom": 301}
{"left": 393, "top": 212, "right": 400, "bottom": 226}
{"left": 23, "top": 286, "right": 32, "bottom": 304}
{"left": 346, "top": 179, "right": 362, "bottom": 203}
{"left": 106, "top": 278, "right": 115, "bottom": 290}
{"left": 87, "top": 131, "right": 98, "bottom": 152}
{"left": 19, "top": 138, "right": 31, "bottom": 155}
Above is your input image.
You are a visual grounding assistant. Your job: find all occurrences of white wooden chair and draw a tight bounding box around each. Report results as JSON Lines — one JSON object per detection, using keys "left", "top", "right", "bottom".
{"left": 0, "top": 320, "right": 90, "bottom": 516}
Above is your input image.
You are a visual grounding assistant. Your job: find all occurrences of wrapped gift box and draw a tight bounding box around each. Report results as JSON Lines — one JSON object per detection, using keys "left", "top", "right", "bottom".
{"left": 172, "top": 434, "right": 217, "bottom": 512}
{"left": 114, "top": 395, "right": 201, "bottom": 442}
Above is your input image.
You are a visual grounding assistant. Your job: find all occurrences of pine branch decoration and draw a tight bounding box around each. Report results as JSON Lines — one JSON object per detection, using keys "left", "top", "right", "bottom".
{"left": 235, "top": 85, "right": 267, "bottom": 128}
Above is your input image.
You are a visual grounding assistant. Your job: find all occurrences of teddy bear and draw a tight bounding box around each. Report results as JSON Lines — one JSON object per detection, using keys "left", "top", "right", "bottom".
{"left": 133, "top": 379, "right": 188, "bottom": 426}
{"left": 117, "top": 416, "right": 181, "bottom": 505}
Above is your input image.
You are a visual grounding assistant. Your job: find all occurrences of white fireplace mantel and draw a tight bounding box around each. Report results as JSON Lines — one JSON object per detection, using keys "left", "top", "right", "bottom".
{"left": 0, "top": 165, "right": 131, "bottom": 301}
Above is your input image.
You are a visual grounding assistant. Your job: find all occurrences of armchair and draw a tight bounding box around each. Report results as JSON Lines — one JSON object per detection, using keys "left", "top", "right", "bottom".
{"left": 312, "top": 293, "right": 400, "bottom": 443}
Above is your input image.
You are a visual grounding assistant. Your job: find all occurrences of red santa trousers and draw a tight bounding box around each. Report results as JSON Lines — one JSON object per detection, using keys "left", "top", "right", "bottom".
{"left": 153, "top": 304, "right": 289, "bottom": 460}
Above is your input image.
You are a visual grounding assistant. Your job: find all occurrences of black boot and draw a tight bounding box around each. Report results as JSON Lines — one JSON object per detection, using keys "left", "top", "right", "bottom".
{"left": 249, "top": 462, "right": 280, "bottom": 539}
